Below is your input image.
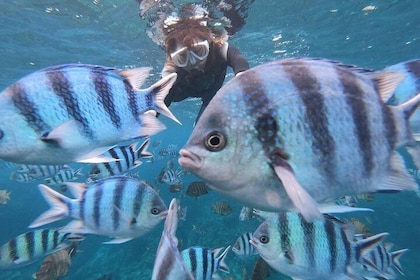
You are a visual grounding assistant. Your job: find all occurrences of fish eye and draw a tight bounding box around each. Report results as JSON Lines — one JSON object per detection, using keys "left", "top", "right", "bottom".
{"left": 205, "top": 131, "right": 226, "bottom": 151}
{"left": 259, "top": 235, "right": 269, "bottom": 244}
{"left": 151, "top": 208, "right": 160, "bottom": 215}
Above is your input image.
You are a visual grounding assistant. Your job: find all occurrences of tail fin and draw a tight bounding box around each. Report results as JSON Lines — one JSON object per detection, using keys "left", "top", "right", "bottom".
{"left": 391, "top": 248, "right": 409, "bottom": 274}
{"left": 149, "top": 73, "right": 181, "bottom": 125}
{"left": 29, "top": 184, "right": 71, "bottom": 228}
{"left": 214, "top": 245, "right": 231, "bottom": 273}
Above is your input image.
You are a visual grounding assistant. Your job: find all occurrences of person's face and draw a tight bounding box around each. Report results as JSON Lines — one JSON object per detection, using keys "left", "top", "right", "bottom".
{"left": 170, "top": 39, "right": 209, "bottom": 71}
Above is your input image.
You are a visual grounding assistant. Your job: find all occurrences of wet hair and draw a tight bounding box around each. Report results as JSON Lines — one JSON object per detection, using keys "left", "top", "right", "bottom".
{"left": 163, "top": 18, "right": 214, "bottom": 55}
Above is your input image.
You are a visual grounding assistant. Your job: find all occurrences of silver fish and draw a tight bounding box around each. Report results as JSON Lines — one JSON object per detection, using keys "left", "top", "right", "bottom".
{"left": 180, "top": 246, "right": 231, "bottom": 279}
{"left": 0, "top": 228, "right": 80, "bottom": 269}
{"left": 179, "top": 58, "right": 420, "bottom": 221}
{"left": 383, "top": 59, "right": 420, "bottom": 140}
{"left": 88, "top": 138, "right": 153, "bottom": 180}
{"left": 0, "top": 64, "right": 179, "bottom": 165}
{"left": 232, "top": 232, "right": 258, "bottom": 257}
{"left": 16, "top": 164, "right": 71, "bottom": 180}
{"left": 152, "top": 198, "right": 194, "bottom": 280}
{"left": 30, "top": 176, "right": 167, "bottom": 244}
{"left": 250, "top": 212, "right": 388, "bottom": 280}
{"left": 44, "top": 167, "right": 83, "bottom": 187}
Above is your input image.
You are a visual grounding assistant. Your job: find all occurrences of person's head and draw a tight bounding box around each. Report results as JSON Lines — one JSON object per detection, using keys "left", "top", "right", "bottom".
{"left": 163, "top": 18, "right": 213, "bottom": 71}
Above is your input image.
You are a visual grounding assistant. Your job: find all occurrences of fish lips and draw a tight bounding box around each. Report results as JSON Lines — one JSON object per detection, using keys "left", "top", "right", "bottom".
{"left": 178, "top": 149, "right": 203, "bottom": 173}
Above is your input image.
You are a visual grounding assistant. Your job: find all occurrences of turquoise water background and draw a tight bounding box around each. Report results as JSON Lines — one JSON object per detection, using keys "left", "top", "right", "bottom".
{"left": 0, "top": 0, "right": 419, "bottom": 279}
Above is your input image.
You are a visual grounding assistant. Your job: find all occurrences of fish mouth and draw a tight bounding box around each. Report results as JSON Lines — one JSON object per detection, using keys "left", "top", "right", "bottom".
{"left": 178, "top": 149, "right": 203, "bottom": 173}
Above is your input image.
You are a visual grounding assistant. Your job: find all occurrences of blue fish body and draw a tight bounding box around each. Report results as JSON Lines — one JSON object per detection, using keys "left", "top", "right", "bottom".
{"left": 179, "top": 58, "right": 420, "bottom": 221}
{"left": 0, "top": 64, "right": 178, "bottom": 164}
{"left": 30, "top": 175, "right": 167, "bottom": 244}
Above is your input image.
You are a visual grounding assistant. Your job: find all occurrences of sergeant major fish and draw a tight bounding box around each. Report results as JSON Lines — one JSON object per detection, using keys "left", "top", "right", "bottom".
{"left": 30, "top": 176, "right": 167, "bottom": 244}
{"left": 0, "top": 228, "right": 81, "bottom": 269}
{"left": 179, "top": 58, "right": 420, "bottom": 221}
{"left": 250, "top": 212, "right": 388, "bottom": 280}
{"left": 0, "top": 64, "right": 179, "bottom": 165}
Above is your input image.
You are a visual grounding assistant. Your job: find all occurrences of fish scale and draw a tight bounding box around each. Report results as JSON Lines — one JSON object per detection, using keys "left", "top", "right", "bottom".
{"left": 0, "top": 64, "right": 179, "bottom": 164}
{"left": 179, "top": 58, "right": 420, "bottom": 221}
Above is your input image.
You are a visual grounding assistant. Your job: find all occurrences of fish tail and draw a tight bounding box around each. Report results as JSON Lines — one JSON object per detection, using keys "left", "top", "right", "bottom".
{"left": 148, "top": 73, "right": 181, "bottom": 125}
{"left": 29, "top": 184, "right": 71, "bottom": 228}
{"left": 214, "top": 245, "right": 231, "bottom": 273}
{"left": 391, "top": 248, "right": 409, "bottom": 274}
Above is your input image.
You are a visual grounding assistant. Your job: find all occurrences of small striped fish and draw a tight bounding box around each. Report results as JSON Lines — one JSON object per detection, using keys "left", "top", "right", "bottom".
{"left": 0, "top": 64, "right": 179, "bottom": 165}
{"left": 162, "top": 169, "right": 183, "bottom": 185}
{"left": 29, "top": 176, "right": 167, "bottom": 244}
{"left": 152, "top": 198, "right": 194, "bottom": 280}
{"left": 179, "top": 57, "right": 420, "bottom": 221}
{"left": 88, "top": 138, "right": 153, "bottom": 180}
{"left": 250, "top": 212, "right": 388, "bottom": 280}
{"left": 232, "top": 232, "right": 258, "bottom": 257}
{"left": 16, "top": 164, "right": 71, "bottom": 180}
{"left": 44, "top": 167, "right": 83, "bottom": 187}
{"left": 185, "top": 181, "right": 208, "bottom": 198}
{"left": 0, "top": 228, "right": 79, "bottom": 269}
{"left": 180, "top": 246, "right": 231, "bottom": 280}
{"left": 383, "top": 59, "right": 420, "bottom": 139}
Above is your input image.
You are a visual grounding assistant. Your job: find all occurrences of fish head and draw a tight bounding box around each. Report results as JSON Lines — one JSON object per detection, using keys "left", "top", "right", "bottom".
{"left": 137, "top": 186, "right": 168, "bottom": 230}
{"left": 250, "top": 219, "right": 280, "bottom": 263}
{"left": 178, "top": 73, "right": 293, "bottom": 212}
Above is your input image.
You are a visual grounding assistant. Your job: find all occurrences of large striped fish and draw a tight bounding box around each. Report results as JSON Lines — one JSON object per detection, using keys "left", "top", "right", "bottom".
{"left": 250, "top": 212, "right": 388, "bottom": 280}
{"left": 0, "top": 64, "right": 179, "bottom": 165}
{"left": 29, "top": 176, "right": 167, "bottom": 244}
{"left": 152, "top": 198, "right": 194, "bottom": 280}
{"left": 382, "top": 59, "right": 420, "bottom": 139}
{"left": 0, "top": 228, "right": 80, "bottom": 269}
{"left": 179, "top": 58, "right": 420, "bottom": 221}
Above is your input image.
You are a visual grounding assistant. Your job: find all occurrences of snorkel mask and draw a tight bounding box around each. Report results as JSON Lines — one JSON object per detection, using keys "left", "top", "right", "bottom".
{"left": 170, "top": 40, "right": 209, "bottom": 68}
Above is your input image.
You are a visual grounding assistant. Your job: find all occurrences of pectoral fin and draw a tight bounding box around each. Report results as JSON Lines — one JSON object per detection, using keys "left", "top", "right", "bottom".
{"left": 273, "top": 163, "right": 323, "bottom": 222}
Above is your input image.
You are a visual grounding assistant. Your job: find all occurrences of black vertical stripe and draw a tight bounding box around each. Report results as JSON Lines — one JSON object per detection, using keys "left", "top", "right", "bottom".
{"left": 93, "top": 184, "right": 103, "bottom": 228}
{"left": 112, "top": 178, "right": 125, "bottom": 230}
{"left": 24, "top": 231, "right": 35, "bottom": 259}
{"left": 46, "top": 69, "right": 94, "bottom": 138}
{"left": 41, "top": 229, "right": 49, "bottom": 252}
{"left": 337, "top": 67, "right": 374, "bottom": 176}
{"left": 325, "top": 220, "right": 337, "bottom": 272}
{"left": 53, "top": 230, "right": 59, "bottom": 249}
{"left": 79, "top": 194, "right": 85, "bottom": 222}
{"left": 189, "top": 248, "right": 197, "bottom": 275}
{"left": 406, "top": 60, "right": 420, "bottom": 92}
{"left": 109, "top": 148, "right": 122, "bottom": 173}
{"left": 92, "top": 71, "right": 121, "bottom": 129}
{"left": 299, "top": 215, "right": 315, "bottom": 267}
{"left": 279, "top": 213, "right": 290, "bottom": 254}
{"left": 342, "top": 228, "right": 352, "bottom": 267}
{"left": 133, "top": 183, "right": 145, "bottom": 218}
{"left": 8, "top": 238, "right": 17, "bottom": 261}
{"left": 121, "top": 146, "right": 131, "bottom": 171}
{"left": 103, "top": 162, "right": 115, "bottom": 176}
{"left": 287, "top": 61, "right": 336, "bottom": 178}
{"left": 124, "top": 79, "right": 140, "bottom": 121}
{"left": 10, "top": 83, "right": 50, "bottom": 134}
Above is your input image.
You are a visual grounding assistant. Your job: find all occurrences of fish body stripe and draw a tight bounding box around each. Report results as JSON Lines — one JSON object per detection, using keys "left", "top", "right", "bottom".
{"left": 53, "top": 230, "right": 59, "bottom": 249}
{"left": 46, "top": 70, "right": 94, "bottom": 139}
{"left": 112, "top": 178, "right": 126, "bottom": 230}
{"left": 278, "top": 213, "right": 291, "bottom": 254}
{"left": 124, "top": 79, "right": 140, "bottom": 121}
{"left": 93, "top": 184, "right": 103, "bottom": 228}
{"left": 342, "top": 228, "right": 352, "bottom": 267}
{"left": 92, "top": 71, "right": 121, "bottom": 129}
{"left": 188, "top": 248, "right": 198, "bottom": 276}
{"left": 337, "top": 68, "right": 374, "bottom": 176}
{"left": 133, "top": 184, "right": 145, "bottom": 218}
{"left": 109, "top": 148, "right": 122, "bottom": 173}
{"left": 299, "top": 215, "right": 315, "bottom": 267}
{"left": 286, "top": 62, "right": 336, "bottom": 178}
{"left": 24, "top": 231, "right": 35, "bottom": 259}
{"left": 120, "top": 146, "right": 131, "bottom": 170}
{"left": 324, "top": 220, "right": 337, "bottom": 272}
{"left": 8, "top": 238, "right": 17, "bottom": 261}
{"left": 41, "top": 229, "right": 49, "bottom": 252}
{"left": 381, "top": 105, "right": 397, "bottom": 152}
{"left": 10, "top": 83, "right": 50, "bottom": 134}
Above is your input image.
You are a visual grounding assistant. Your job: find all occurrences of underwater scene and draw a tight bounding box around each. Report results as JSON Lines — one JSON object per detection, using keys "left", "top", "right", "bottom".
{"left": 0, "top": 0, "right": 419, "bottom": 279}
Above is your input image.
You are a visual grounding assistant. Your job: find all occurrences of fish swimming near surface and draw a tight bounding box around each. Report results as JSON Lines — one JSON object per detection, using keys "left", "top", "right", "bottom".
{"left": 0, "top": 228, "right": 81, "bottom": 269}
{"left": 32, "top": 241, "right": 79, "bottom": 280}
{"left": 180, "top": 246, "right": 231, "bottom": 280}
{"left": 250, "top": 211, "right": 389, "bottom": 280}
{"left": 29, "top": 176, "right": 167, "bottom": 244}
{"left": 0, "top": 64, "right": 179, "bottom": 165}
{"left": 179, "top": 57, "right": 420, "bottom": 221}
{"left": 152, "top": 198, "right": 194, "bottom": 280}
{"left": 88, "top": 138, "right": 153, "bottom": 180}
{"left": 382, "top": 59, "right": 420, "bottom": 139}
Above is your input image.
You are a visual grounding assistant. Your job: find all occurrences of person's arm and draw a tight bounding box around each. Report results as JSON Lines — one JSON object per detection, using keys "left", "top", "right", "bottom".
{"left": 225, "top": 44, "right": 249, "bottom": 75}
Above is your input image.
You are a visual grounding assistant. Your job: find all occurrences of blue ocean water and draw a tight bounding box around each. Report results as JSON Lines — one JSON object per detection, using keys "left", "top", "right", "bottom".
{"left": 0, "top": 0, "right": 419, "bottom": 279}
